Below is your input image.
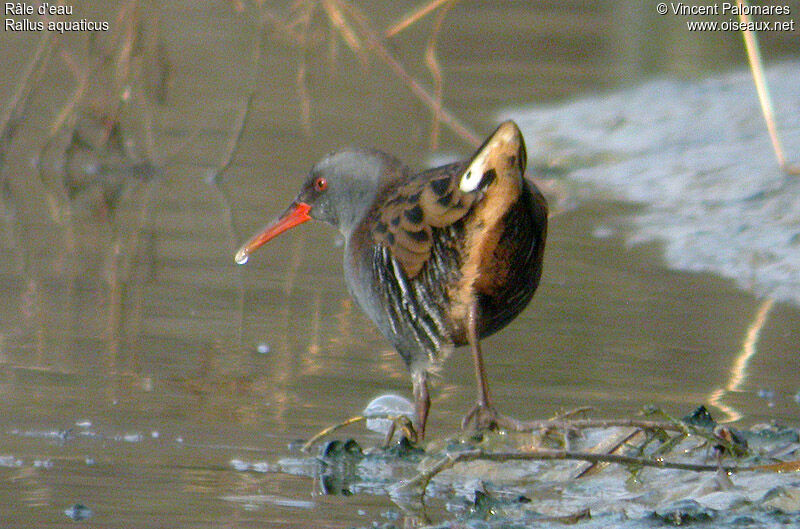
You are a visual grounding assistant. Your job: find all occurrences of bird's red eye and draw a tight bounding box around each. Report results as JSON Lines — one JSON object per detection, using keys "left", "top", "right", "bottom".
{"left": 314, "top": 177, "right": 328, "bottom": 191}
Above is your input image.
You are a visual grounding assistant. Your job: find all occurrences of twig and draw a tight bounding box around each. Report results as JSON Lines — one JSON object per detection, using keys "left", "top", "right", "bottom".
{"left": 397, "top": 448, "right": 762, "bottom": 498}
{"left": 645, "top": 407, "right": 747, "bottom": 458}
{"left": 507, "top": 417, "right": 683, "bottom": 433}
{"left": 302, "top": 416, "right": 369, "bottom": 452}
{"left": 259, "top": 1, "right": 478, "bottom": 146}
{"left": 571, "top": 427, "right": 642, "bottom": 479}
{"left": 550, "top": 406, "right": 594, "bottom": 421}
{"left": 301, "top": 413, "right": 416, "bottom": 452}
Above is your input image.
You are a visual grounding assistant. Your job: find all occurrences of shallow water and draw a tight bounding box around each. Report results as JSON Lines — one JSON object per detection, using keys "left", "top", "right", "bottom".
{"left": 1, "top": 1, "right": 799, "bottom": 527}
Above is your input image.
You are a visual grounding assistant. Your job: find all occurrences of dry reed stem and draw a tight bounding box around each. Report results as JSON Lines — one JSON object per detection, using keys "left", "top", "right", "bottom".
{"left": 335, "top": 0, "right": 481, "bottom": 146}
{"left": 261, "top": 0, "right": 479, "bottom": 146}
{"left": 0, "top": 29, "right": 64, "bottom": 229}
{"left": 207, "top": 1, "right": 277, "bottom": 352}
{"left": 106, "top": 180, "right": 156, "bottom": 360}
{"left": 423, "top": 0, "right": 457, "bottom": 150}
{"left": 207, "top": 180, "right": 246, "bottom": 348}
{"left": 293, "top": 2, "right": 315, "bottom": 135}
{"left": 385, "top": 0, "right": 453, "bottom": 38}
{"left": 737, "top": 0, "right": 800, "bottom": 175}
{"left": 207, "top": 91, "right": 258, "bottom": 184}
{"left": 49, "top": 61, "right": 92, "bottom": 138}
{"left": 321, "top": 0, "right": 367, "bottom": 65}
{"left": 0, "top": 31, "right": 55, "bottom": 165}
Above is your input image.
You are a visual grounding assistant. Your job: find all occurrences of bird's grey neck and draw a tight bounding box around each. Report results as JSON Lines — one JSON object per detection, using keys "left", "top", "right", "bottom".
{"left": 322, "top": 148, "right": 405, "bottom": 236}
{"left": 335, "top": 184, "right": 379, "bottom": 237}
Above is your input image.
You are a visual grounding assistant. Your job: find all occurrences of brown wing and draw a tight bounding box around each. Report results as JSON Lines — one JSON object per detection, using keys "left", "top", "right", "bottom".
{"left": 372, "top": 120, "right": 529, "bottom": 280}
{"left": 372, "top": 161, "right": 476, "bottom": 278}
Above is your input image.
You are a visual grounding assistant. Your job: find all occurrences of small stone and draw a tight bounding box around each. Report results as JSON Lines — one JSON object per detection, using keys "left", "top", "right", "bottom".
{"left": 363, "top": 394, "right": 414, "bottom": 436}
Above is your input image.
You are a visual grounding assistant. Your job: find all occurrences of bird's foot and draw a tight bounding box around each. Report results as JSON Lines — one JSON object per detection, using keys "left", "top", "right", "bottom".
{"left": 461, "top": 402, "right": 524, "bottom": 432}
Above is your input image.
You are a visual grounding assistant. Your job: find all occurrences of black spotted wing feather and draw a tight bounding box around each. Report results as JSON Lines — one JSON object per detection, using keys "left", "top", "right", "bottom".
{"left": 347, "top": 121, "right": 547, "bottom": 371}
{"left": 372, "top": 161, "right": 476, "bottom": 278}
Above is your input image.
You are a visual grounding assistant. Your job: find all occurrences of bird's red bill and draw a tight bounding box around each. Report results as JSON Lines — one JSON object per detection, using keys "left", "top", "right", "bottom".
{"left": 235, "top": 202, "right": 312, "bottom": 265}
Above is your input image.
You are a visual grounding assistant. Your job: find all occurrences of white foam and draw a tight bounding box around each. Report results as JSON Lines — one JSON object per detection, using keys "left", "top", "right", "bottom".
{"left": 506, "top": 62, "right": 800, "bottom": 304}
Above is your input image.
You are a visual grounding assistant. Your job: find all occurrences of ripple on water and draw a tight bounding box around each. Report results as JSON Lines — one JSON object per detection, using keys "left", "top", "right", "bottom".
{"left": 64, "top": 504, "right": 93, "bottom": 521}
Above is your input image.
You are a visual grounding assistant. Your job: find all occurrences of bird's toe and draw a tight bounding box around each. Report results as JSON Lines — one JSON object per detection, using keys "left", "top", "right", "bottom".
{"left": 461, "top": 403, "right": 524, "bottom": 432}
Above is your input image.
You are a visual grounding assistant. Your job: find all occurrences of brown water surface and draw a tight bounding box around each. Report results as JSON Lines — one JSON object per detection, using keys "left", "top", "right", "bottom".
{"left": 1, "top": 1, "right": 799, "bottom": 527}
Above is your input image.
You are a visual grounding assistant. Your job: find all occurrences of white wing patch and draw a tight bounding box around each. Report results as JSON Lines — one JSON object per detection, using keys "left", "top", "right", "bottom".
{"left": 459, "top": 150, "right": 488, "bottom": 192}
{"left": 459, "top": 121, "right": 519, "bottom": 193}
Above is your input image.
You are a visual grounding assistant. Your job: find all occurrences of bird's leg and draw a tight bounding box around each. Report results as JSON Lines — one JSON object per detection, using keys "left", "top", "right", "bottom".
{"left": 412, "top": 370, "right": 430, "bottom": 440}
{"left": 471, "top": 305, "right": 492, "bottom": 410}
{"left": 461, "top": 302, "right": 523, "bottom": 432}
{"left": 461, "top": 302, "right": 497, "bottom": 430}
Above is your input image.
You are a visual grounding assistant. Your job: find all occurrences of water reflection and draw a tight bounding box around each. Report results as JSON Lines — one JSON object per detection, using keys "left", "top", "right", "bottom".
{"left": 708, "top": 297, "right": 776, "bottom": 422}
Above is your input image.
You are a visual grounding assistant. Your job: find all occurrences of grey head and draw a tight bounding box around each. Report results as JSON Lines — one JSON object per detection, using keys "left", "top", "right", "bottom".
{"left": 294, "top": 148, "right": 407, "bottom": 236}
{"left": 234, "top": 148, "right": 407, "bottom": 264}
